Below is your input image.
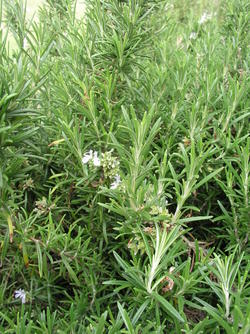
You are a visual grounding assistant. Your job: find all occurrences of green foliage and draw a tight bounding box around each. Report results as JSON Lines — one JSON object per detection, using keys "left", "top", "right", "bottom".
{"left": 0, "top": 0, "right": 249, "bottom": 332}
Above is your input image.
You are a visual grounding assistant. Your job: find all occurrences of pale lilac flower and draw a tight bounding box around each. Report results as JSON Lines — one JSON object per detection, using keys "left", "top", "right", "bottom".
{"left": 110, "top": 174, "right": 121, "bottom": 189}
{"left": 93, "top": 151, "right": 101, "bottom": 167}
{"left": 82, "top": 150, "right": 93, "bottom": 164}
{"left": 189, "top": 32, "right": 197, "bottom": 40}
{"left": 14, "top": 289, "right": 26, "bottom": 304}
{"left": 199, "top": 12, "right": 212, "bottom": 25}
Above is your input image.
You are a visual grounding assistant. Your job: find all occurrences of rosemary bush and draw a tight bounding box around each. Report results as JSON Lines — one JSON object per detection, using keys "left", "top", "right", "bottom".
{"left": 0, "top": 0, "right": 249, "bottom": 333}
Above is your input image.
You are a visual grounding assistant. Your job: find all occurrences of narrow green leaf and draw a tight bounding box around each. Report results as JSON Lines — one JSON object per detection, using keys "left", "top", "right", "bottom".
{"left": 194, "top": 298, "right": 233, "bottom": 334}
{"left": 152, "top": 292, "right": 184, "bottom": 323}
{"left": 132, "top": 300, "right": 150, "bottom": 325}
{"left": 118, "top": 302, "right": 135, "bottom": 333}
{"left": 61, "top": 255, "right": 80, "bottom": 286}
{"left": 36, "top": 241, "right": 43, "bottom": 278}
{"left": 95, "top": 311, "right": 107, "bottom": 334}
{"left": 179, "top": 215, "right": 213, "bottom": 223}
{"left": 194, "top": 167, "right": 224, "bottom": 191}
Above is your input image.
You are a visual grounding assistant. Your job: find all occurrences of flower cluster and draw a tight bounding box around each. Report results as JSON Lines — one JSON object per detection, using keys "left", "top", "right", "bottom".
{"left": 150, "top": 205, "right": 170, "bottom": 216}
{"left": 128, "top": 235, "right": 145, "bottom": 255}
{"left": 101, "top": 150, "right": 120, "bottom": 179}
{"left": 22, "top": 178, "right": 34, "bottom": 190}
{"left": 34, "top": 197, "right": 55, "bottom": 216}
{"left": 189, "top": 32, "right": 197, "bottom": 40}
{"left": 198, "top": 12, "right": 213, "bottom": 25}
{"left": 82, "top": 149, "right": 122, "bottom": 190}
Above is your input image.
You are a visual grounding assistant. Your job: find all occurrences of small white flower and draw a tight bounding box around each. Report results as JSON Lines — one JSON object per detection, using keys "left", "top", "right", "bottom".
{"left": 14, "top": 289, "right": 26, "bottom": 304}
{"left": 110, "top": 174, "right": 121, "bottom": 189}
{"left": 199, "top": 12, "right": 212, "bottom": 25}
{"left": 189, "top": 32, "right": 197, "bottom": 40}
{"left": 93, "top": 151, "right": 101, "bottom": 167}
{"left": 82, "top": 150, "right": 93, "bottom": 164}
{"left": 23, "top": 37, "right": 28, "bottom": 49}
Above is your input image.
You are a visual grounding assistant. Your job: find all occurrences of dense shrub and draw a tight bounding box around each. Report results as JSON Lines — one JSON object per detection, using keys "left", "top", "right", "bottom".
{"left": 0, "top": 0, "right": 249, "bottom": 332}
